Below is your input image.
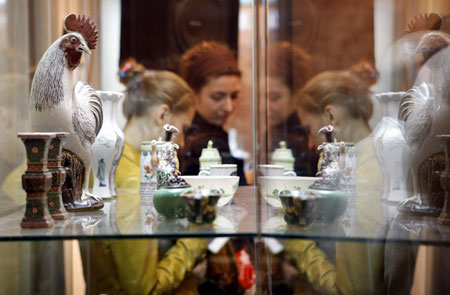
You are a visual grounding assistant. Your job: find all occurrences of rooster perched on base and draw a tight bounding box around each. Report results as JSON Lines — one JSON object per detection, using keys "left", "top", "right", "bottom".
{"left": 398, "top": 27, "right": 450, "bottom": 217}
{"left": 29, "top": 14, "right": 103, "bottom": 211}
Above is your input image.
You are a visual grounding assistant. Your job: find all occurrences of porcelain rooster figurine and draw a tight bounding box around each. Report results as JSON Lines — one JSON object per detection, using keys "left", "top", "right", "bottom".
{"left": 398, "top": 30, "right": 450, "bottom": 216}
{"left": 29, "top": 14, "right": 103, "bottom": 211}
{"left": 377, "top": 12, "right": 443, "bottom": 93}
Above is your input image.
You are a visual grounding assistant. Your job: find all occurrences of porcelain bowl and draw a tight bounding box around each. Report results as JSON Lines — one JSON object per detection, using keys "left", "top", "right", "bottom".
{"left": 182, "top": 189, "right": 221, "bottom": 224}
{"left": 306, "top": 188, "right": 348, "bottom": 222}
{"left": 278, "top": 190, "right": 318, "bottom": 226}
{"left": 182, "top": 176, "right": 240, "bottom": 206}
{"left": 258, "top": 176, "right": 321, "bottom": 208}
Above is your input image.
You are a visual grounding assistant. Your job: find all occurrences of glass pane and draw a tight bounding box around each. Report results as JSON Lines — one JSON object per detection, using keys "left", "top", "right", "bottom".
{"left": 3, "top": 0, "right": 450, "bottom": 294}
{"left": 0, "top": 0, "right": 258, "bottom": 240}
{"left": 258, "top": 0, "right": 450, "bottom": 294}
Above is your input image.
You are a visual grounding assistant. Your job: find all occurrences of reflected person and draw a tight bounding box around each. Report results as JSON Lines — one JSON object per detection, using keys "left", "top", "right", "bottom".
{"left": 297, "top": 64, "right": 393, "bottom": 294}
{"left": 268, "top": 42, "right": 318, "bottom": 176}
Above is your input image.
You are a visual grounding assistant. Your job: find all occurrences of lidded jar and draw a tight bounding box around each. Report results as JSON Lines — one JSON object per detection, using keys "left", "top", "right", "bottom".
{"left": 271, "top": 141, "right": 295, "bottom": 171}
{"left": 199, "top": 140, "right": 222, "bottom": 172}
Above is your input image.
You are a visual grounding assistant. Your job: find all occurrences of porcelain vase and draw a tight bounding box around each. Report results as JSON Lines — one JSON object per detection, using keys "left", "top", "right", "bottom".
{"left": 91, "top": 91, "right": 125, "bottom": 200}
{"left": 373, "top": 91, "right": 411, "bottom": 203}
{"left": 18, "top": 132, "right": 55, "bottom": 228}
{"left": 47, "top": 132, "right": 69, "bottom": 220}
{"left": 140, "top": 141, "right": 162, "bottom": 196}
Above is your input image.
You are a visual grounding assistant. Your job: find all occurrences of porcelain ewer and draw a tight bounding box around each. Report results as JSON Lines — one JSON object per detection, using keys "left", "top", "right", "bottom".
{"left": 91, "top": 91, "right": 125, "bottom": 199}
{"left": 373, "top": 91, "right": 411, "bottom": 203}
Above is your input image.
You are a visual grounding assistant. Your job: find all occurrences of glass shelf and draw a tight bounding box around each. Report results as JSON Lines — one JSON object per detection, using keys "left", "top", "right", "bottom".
{"left": 3, "top": 186, "right": 450, "bottom": 245}
{"left": 261, "top": 191, "right": 450, "bottom": 246}
{"left": 0, "top": 187, "right": 257, "bottom": 241}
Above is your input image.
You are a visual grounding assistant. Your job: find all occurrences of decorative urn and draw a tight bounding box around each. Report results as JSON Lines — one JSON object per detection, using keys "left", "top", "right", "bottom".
{"left": 199, "top": 140, "right": 222, "bottom": 172}
{"left": 18, "top": 132, "right": 56, "bottom": 228}
{"left": 271, "top": 141, "right": 295, "bottom": 171}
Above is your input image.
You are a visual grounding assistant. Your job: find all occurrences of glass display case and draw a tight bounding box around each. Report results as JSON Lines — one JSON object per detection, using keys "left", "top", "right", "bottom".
{"left": 1, "top": 0, "right": 450, "bottom": 294}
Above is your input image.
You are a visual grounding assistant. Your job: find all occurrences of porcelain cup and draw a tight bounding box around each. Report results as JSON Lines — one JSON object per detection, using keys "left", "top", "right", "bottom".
{"left": 199, "top": 164, "right": 237, "bottom": 176}
{"left": 258, "top": 164, "right": 296, "bottom": 177}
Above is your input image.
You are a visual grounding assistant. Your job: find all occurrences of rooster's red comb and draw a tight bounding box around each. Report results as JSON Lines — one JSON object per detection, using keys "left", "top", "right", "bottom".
{"left": 406, "top": 12, "right": 442, "bottom": 34}
{"left": 64, "top": 13, "right": 98, "bottom": 50}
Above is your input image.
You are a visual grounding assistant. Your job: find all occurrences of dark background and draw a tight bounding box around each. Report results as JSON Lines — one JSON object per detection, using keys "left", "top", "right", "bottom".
{"left": 120, "top": 0, "right": 239, "bottom": 72}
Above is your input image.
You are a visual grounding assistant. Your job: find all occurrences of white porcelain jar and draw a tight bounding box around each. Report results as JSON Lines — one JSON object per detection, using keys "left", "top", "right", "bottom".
{"left": 199, "top": 140, "right": 222, "bottom": 172}
{"left": 271, "top": 141, "right": 295, "bottom": 172}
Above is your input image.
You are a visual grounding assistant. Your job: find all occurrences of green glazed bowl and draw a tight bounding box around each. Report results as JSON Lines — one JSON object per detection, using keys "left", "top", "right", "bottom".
{"left": 306, "top": 188, "right": 348, "bottom": 222}
{"left": 153, "top": 187, "right": 193, "bottom": 219}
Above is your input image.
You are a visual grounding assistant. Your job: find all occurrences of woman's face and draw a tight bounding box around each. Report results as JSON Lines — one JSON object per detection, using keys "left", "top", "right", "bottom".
{"left": 196, "top": 75, "right": 241, "bottom": 126}
{"left": 268, "top": 76, "right": 293, "bottom": 126}
{"left": 297, "top": 108, "right": 327, "bottom": 148}
{"left": 167, "top": 107, "right": 195, "bottom": 149}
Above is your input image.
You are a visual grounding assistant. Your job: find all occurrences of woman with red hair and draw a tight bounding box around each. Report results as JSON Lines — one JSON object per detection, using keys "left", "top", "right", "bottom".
{"left": 179, "top": 41, "right": 247, "bottom": 185}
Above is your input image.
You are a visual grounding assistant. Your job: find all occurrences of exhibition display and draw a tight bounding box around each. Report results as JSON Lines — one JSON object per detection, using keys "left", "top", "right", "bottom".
{"left": 2, "top": 2, "right": 450, "bottom": 294}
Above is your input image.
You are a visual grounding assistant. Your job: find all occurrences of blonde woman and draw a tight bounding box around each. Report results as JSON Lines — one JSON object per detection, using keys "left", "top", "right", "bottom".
{"left": 80, "top": 60, "right": 205, "bottom": 295}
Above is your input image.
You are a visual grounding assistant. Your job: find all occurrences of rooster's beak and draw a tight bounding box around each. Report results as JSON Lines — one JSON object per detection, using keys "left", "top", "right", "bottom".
{"left": 78, "top": 42, "right": 91, "bottom": 55}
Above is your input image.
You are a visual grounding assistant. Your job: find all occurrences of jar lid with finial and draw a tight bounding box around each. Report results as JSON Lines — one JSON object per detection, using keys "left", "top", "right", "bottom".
{"left": 271, "top": 141, "right": 295, "bottom": 171}
{"left": 199, "top": 140, "right": 222, "bottom": 172}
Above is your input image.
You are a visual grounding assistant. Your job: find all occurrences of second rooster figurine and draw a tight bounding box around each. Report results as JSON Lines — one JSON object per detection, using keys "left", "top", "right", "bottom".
{"left": 29, "top": 14, "right": 103, "bottom": 211}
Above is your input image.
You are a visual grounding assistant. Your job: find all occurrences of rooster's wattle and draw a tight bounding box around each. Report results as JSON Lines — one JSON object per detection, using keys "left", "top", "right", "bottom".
{"left": 29, "top": 14, "right": 103, "bottom": 210}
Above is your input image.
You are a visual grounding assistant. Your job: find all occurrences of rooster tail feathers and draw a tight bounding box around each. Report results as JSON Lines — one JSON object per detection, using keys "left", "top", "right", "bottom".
{"left": 399, "top": 82, "right": 434, "bottom": 121}
{"left": 399, "top": 82, "right": 434, "bottom": 148}
{"left": 90, "top": 92, "right": 103, "bottom": 137}
{"left": 74, "top": 81, "right": 103, "bottom": 140}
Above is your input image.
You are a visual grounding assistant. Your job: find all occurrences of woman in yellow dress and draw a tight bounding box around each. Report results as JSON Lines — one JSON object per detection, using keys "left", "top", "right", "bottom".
{"left": 80, "top": 59, "right": 205, "bottom": 295}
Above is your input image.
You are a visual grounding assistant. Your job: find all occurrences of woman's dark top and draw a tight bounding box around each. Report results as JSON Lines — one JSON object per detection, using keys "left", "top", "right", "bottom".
{"left": 270, "top": 112, "right": 318, "bottom": 176}
{"left": 181, "top": 112, "right": 248, "bottom": 185}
